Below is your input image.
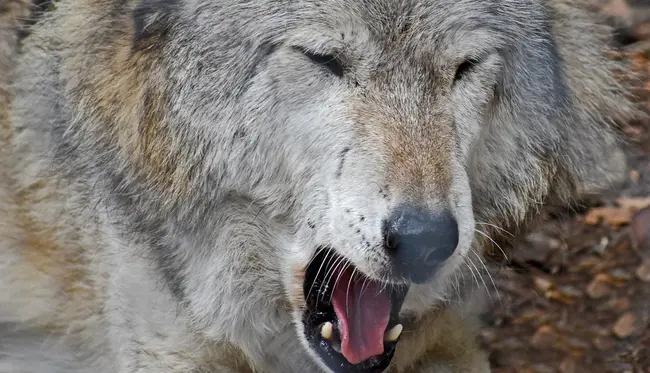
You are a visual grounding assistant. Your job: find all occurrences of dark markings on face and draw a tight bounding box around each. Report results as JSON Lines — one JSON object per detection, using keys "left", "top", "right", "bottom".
{"left": 232, "top": 128, "right": 248, "bottom": 143}
{"left": 335, "top": 147, "right": 351, "bottom": 178}
{"left": 132, "top": 0, "right": 179, "bottom": 43}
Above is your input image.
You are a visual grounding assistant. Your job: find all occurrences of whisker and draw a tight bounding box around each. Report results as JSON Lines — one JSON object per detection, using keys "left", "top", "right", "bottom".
{"left": 475, "top": 221, "right": 514, "bottom": 237}
{"left": 472, "top": 249, "right": 502, "bottom": 305}
{"left": 474, "top": 228, "right": 509, "bottom": 261}
{"left": 466, "top": 255, "right": 493, "bottom": 303}
{"left": 322, "top": 255, "right": 345, "bottom": 287}
{"left": 360, "top": 276, "right": 370, "bottom": 298}
{"left": 462, "top": 255, "right": 481, "bottom": 291}
{"left": 451, "top": 272, "right": 460, "bottom": 302}
{"left": 321, "top": 255, "right": 347, "bottom": 304}
{"left": 345, "top": 268, "right": 358, "bottom": 317}
{"left": 317, "top": 255, "right": 340, "bottom": 305}
{"left": 307, "top": 249, "right": 334, "bottom": 301}
{"left": 329, "top": 261, "right": 352, "bottom": 304}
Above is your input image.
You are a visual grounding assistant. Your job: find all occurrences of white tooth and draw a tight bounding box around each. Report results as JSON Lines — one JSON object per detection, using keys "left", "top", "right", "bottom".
{"left": 384, "top": 324, "right": 403, "bottom": 342}
{"left": 331, "top": 340, "right": 341, "bottom": 353}
{"left": 320, "top": 322, "right": 333, "bottom": 340}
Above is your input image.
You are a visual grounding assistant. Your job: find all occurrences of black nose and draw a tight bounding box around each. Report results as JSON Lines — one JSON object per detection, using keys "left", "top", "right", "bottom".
{"left": 384, "top": 205, "right": 459, "bottom": 284}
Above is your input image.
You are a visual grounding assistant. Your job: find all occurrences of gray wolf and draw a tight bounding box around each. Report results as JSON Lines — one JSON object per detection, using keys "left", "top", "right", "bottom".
{"left": 0, "top": 0, "right": 637, "bottom": 372}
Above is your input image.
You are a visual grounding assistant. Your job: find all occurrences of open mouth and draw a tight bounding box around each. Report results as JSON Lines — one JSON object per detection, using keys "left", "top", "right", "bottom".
{"left": 302, "top": 247, "right": 410, "bottom": 373}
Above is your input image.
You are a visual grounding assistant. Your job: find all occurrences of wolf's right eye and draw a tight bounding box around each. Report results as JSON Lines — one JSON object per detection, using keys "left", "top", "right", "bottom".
{"left": 294, "top": 47, "right": 345, "bottom": 78}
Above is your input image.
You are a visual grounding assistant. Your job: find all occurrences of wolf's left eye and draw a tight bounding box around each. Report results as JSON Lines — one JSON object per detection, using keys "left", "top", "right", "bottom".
{"left": 453, "top": 58, "right": 480, "bottom": 83}
{"left": 295, "top": 47, "right": 345, "bottom": 78}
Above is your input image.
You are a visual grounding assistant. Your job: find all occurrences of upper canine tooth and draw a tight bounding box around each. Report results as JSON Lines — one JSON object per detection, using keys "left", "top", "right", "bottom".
{"left": 320, "top": 322, "right": 333, "bottom": 340}
{"left": 385, "top": 324, "right": 403, "bottom": 342}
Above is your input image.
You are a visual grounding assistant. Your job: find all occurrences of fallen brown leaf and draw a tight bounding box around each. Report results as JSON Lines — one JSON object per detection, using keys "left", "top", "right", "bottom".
{"left": 571, "top": 256, "right": 601, "bottom": 272}
{"left": 635, "top": 260, "right": 650, "bottom": 282}
{"left": 631, "top": 207, "right": 650, "bottom": 248}
{"left": 534, "top": 276, "right": 554, "bottom": 293}
{"left": 615, "top": 197, "right": 650, "bottom": 210}
{"left": 512, "top": 309, "right": 547, "bottom": 326}
{"left": 613, "top": 297, "right": 631, "bottom": 313}
{"left": 612, "top": 312, "right": 638, "bottom": 339}
{"left": 531, "top": 325, "right": 560, "bottom": 349}
{"left": 609, "top": 268, "right": 633, "bottom": 283}
{"left": 582, "top": 207, "right": 631, "bottom": 227}
{"left": 559, "top": 356, "right": 577, "bottom": 373}
{"left": 587, "top": 274, "right": 612, "bottom": 299}
{"left": 582, "top": 197, "right": 650, "bottom": 228}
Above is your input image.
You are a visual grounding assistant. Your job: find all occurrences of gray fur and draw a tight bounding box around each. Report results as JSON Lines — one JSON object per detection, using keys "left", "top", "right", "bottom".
{"left": 0, "top": 0, "right": 637, "bottom": 372}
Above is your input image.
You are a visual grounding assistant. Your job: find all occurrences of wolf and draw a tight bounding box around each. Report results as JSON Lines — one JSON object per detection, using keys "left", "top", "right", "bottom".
{"left": 0, "top": 0, "right": 637, "bottom": 372}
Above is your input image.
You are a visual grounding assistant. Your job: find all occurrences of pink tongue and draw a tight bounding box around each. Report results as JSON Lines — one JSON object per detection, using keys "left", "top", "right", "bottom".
{"left": 331, "top": 267, "right": 391, "bottom": 365}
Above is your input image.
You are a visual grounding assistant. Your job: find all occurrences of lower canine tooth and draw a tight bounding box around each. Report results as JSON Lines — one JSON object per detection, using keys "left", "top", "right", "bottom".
{"left": 385, "top": 324, "right": 403, "bottom": 342}
{"left": 320, "top": 322, "right": 333, "bottom": 340}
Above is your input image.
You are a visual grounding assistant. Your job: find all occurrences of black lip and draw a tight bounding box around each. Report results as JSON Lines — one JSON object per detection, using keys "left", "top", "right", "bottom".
{"left": 301, "top": 247, "right": 409, "bottom": 373}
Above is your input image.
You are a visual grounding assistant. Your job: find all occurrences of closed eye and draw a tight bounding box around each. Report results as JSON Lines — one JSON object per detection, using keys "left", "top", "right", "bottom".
{"left": 453, "top": 58, "right": 480, "bottom": 83}
{"left": 294, "top": 47, "right": 345, "bottom": 78}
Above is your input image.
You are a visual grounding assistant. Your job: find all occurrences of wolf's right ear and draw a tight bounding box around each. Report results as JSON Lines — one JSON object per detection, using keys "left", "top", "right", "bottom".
{"left": 133, "top": 0, "right": 179, "bottom": 44}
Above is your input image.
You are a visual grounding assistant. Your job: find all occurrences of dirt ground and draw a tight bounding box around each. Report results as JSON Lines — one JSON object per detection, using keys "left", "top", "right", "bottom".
{"left": 479, "top": 1, "right": 650, "bottom": 372}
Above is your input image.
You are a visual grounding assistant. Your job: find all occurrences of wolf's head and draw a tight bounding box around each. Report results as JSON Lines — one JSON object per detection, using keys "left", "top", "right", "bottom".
{"left": 18, "top": 0, "right": 632, "bottom": 372}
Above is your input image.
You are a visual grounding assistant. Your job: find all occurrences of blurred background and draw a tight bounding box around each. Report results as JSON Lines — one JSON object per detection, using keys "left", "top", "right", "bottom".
{"left": 479, "top": 1, "right": 650, "bottom": 372}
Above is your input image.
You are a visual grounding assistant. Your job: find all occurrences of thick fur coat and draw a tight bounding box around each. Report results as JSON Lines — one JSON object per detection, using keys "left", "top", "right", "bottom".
{"left": 0, "top": 0, "right": 638, "bottom": 372}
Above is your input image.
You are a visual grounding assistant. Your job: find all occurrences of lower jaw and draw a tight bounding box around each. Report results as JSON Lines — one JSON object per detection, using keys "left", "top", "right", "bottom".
{"left": 305, "top": 335, "right": 398, "bottom": 373}
{"left": 301, "top": 307, "right": 402, "bottom": 372}
{"left": 300, "top": 253, "right": 409, "bottom": 373}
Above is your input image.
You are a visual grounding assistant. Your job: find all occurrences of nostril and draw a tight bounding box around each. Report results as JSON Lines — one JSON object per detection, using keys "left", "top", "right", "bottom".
{"left": 384, "top": 205, "right": 459, "bottom": 283}
{"left": 384, "top": 228, "right": 398, "bottom": 252}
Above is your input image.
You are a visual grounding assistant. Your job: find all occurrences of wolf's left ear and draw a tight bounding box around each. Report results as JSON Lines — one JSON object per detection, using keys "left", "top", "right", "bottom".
{"left": 133, "top": 0, "right": 179, "bottom": 44}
